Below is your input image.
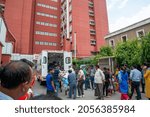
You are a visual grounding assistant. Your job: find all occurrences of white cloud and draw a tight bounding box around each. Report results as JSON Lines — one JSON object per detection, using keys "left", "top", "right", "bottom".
{"left": 109, "top": 4, "right": 150, "bottom": 32}
{"left": 118, "top": 0, "right": 129, "bottom": 9}
{"left": 107, "top": 0, "right": 128, "bottom": 10}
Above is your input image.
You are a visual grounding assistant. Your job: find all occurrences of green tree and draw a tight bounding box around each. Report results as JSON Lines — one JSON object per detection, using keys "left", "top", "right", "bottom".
{"left": 99, "top": 46, "right": 113, "bottom": 56}
{"left": 91, "top": 46, "right": 113, "bottom": 65}
{"left": 141, "top": 32, "right": 150, "bottom": 64}
{"left": 115, "top": 40, "right": 141, "bottom": 67}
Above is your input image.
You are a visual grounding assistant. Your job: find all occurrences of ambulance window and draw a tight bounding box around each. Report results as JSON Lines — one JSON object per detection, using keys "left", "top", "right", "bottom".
{"left": 65, "top": 57, "right": 71, "bottom": 64}
{"left": 43, "top": 56, "right": 47, "bottom": 64}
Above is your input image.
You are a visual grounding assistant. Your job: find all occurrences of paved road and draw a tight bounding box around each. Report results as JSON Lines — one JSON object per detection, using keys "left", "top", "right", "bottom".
{"left": 33, "top": 80, "right": 147, "bottom": 100}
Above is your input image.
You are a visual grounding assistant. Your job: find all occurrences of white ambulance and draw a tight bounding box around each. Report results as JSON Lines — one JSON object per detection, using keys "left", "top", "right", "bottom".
{"left": 36, "top": 50, "right": 72, "bottom": 84}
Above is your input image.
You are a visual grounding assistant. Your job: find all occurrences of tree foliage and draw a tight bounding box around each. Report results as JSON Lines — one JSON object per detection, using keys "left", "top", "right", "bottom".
{"left": 141, "top": 32, "right": 150, "bottom": 64}
{"left": 91, "top": 46, "right": 113, "bottom": 65}
{"left": 115, "top": 40, "right": 141, "bottom": 67}
{"left": 99, "top": 46, "right": 113, "bottom": 56}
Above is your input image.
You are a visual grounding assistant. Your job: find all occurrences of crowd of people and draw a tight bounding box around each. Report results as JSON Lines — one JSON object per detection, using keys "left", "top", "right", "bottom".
{"left": 45, "top": 63, "right": 150, "bottom": 100}
{"left": 0, "top": 59, "right": 150, "bottom": 100}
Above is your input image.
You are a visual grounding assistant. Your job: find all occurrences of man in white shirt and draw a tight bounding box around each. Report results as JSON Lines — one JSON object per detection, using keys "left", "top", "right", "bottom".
{"left": 77, "top": 68, "right": 85, "bottom": 97}
{"left": 94, "top": 65, "right": 105, "bottom": 100}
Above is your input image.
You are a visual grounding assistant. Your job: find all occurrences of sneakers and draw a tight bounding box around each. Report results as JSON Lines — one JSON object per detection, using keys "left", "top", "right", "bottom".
{"left": 77, "top": 95, "right": 82, "bottom": 98}
{"left": 106, "top": 96, "right": 111, "bottom": 98}
{"left": 77, "top": 95, "right": 85, "bottom": 98}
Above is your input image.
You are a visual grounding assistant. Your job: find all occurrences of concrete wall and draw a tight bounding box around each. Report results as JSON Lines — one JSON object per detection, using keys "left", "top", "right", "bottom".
{"left": 105, "top": 23, "right": 150, "bottom": 47}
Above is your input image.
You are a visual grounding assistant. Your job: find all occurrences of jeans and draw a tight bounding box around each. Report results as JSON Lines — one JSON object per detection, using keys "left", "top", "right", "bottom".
{"left": 130, "top": 81, "right": 141, "bottom": 100}
{"left": 69, "top": 84, "right": 77, "bottom": 99}
{"left": 85, "top": 78, "right": 90, "bottom": 90}
{"left": 141, "top": 81, "right": 145, "bottom": 93}
{"left": 47, "top": 90, "right": 55, "bottom": 96}
{"left": 77, "top": 80, "right": 84, "bottom": 96}
{"left": 103, "top": 82, "right": 110, "bottom": 96}
{"left": 90, "top": 76, "right": 94, "bottom": 89}
{"left": 54, "top": 81, "right": 60, "bottom": 97}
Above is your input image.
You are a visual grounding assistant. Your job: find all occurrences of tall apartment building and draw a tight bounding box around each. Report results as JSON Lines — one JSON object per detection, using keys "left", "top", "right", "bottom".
{"left": 3, "top": 0, "right": 108, "bottom": 58}
{"left": 61, "top": 0, "right": 109, "bottom": 58}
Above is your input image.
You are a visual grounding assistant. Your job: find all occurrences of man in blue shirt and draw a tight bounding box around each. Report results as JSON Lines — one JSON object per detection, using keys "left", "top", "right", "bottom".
{"left": 68, "top": 69, "right": 77, "bottom": 99}
{"left": 46, "top": 68, "right": 56, "bottom": 96}
{"left": 130, "top": 65, "right": 142, "bottom": 100}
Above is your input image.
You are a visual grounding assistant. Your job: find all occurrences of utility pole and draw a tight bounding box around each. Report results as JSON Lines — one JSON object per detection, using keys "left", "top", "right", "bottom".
{"left": 74, "top": 32, "right": 77, "bottom": 59}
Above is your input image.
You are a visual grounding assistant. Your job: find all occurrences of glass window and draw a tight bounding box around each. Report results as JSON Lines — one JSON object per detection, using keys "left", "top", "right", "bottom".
{"left": 121, "top": 35, "right": 127, "bottom": 42}
{"left": 43, "top": 56, "right": 47, "bottom": 64}
{"left": 109, "top": 39, "right": 115, "bottom": 47}
{"left": 65, "top": 57, "right": 71, "bottom": 64}
{"left": 137, "top": 30, "right": 144, "bottom": 38}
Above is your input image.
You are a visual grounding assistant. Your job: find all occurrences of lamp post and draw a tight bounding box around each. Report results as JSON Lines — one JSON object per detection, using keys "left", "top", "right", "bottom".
{"left": 74, "top": 32, "right": 77, "bottom": 59}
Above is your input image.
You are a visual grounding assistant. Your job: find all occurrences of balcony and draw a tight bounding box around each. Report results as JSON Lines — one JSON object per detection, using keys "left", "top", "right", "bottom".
{"left": 90, "top": 29, "right": 96, "bottom": 35}
{"left": 69, "top": 15, "right": 72, "bottom": 22}
{"left": 89, "top": 10, "right": 94, "bottom": 16}
{"left": 69, "top": 25, "right": 72, "bottom": 32}
{"left": 89, "top": 2, "right": 94, "bottom": 8}
{"left": 90, "top": 39, "right": 96, "bottom": 45}
{"left": 89, "top": 20, "right": 95, "bottom": 26}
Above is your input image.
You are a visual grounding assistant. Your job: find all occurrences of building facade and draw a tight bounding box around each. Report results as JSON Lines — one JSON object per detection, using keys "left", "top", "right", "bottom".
{"left": 61, "top": 0, "right": 109, "bottom": 58}
{"left": 3, "top": 0, "right": 108, "bottom": 58}
{"left": 105, "top": 18, "right": 150, "bottom": 48}
{"left": 33, "top": 0, "right": 61, "bottom": 54}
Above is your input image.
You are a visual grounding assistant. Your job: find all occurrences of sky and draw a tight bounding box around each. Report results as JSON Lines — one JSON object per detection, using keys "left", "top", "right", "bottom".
{"left": 106, "top": 0, "right": 150, "bottom": 32}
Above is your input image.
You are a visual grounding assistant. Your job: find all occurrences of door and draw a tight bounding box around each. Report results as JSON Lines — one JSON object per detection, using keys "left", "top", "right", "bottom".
{"left": 64, "top": 51, "right": 72, "bottom": 71}
{"left": 41, "top": 51, "right": 48, "bottom": 78}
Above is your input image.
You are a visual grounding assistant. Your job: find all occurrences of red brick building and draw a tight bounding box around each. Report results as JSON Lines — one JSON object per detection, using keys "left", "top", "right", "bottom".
{"left": 4, "top": 0, "right": 34, "bottom": 54}
{"left": 61, "top": 0, "right": 109, "bottom": 58}
{"left": 0, "top": 0, "right": 16, "bottom": 64}
{"left": 33, "top": 0, "right": 61, "bottom": 53}
{"left": 3, "top": 0, "right": 108, "bottom": 58}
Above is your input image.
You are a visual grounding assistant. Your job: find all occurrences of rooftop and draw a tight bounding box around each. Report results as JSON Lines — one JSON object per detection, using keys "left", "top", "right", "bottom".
{"left": 105, "top": 17, "right": 150, "bottom": 39}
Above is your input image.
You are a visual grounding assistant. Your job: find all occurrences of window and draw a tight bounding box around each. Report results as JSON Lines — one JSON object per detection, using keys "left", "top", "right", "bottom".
{"left": 121, "top": 35, "right": 128, "bottom": 42}
{"left": 89, "top": 2, "right": 94, "bottom": 7}
{"left": 36, "top": 12, "right": 57, "bottom": 19}
{"left": 89, "top": 10, "right": 94, "bottom": 16}
{"left": 90, "top": 39, "right": 96, "bottom": 45}
{"left": 36, "top": 21, "right": 57, "bottom": 28}
{"left": 65, "top": 57, "right": 71, "bottom": 64}
{"left": 37, "top": 3, "right": 57, "bottom": 10}
{"left": 109, "top": 39, "right": 115, "bottom": 47}
{"left": 35, "top": 31, "right": 57, "bottom": 37}
{"left": 89, "top": 20, "right": 95, "bottom": 25}
{"left": 90, "top": 29, "right": 96, "bottom": 35}
{"left": 136, "top": 29, "right": 145, "bottom": 39}
{"left": 35, "top": 41, "right": 40, "bottom": 45}
{"left": 43, "top": 56, "right": 47, "bottom": 64}
{"left": 52, "top": 0, "right": 58, "bottom": 2}
{"left": 35, "top": 41, "right": 57, "bottom": 47}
